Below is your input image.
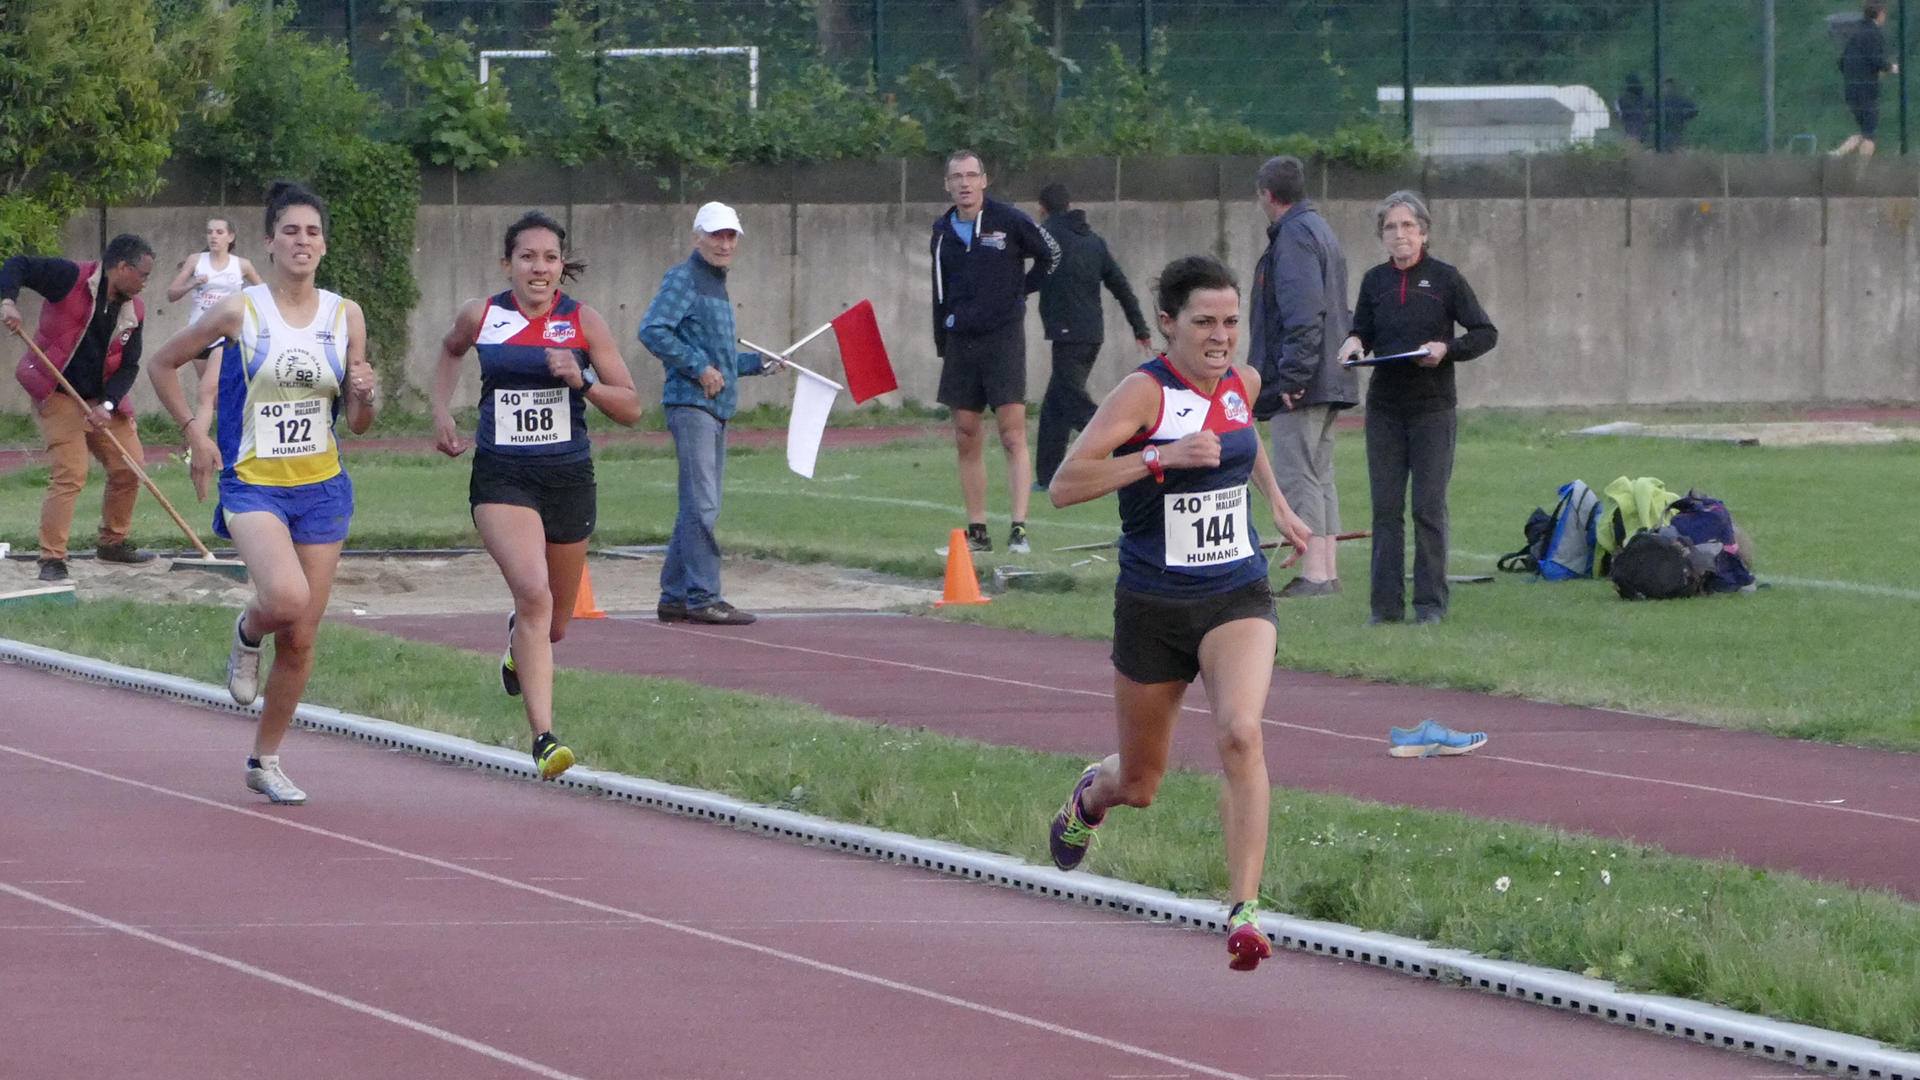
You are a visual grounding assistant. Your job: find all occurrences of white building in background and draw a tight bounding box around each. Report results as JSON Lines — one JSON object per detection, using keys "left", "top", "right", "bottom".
{"left": 1377, "top": 85, "right": 1613, "bottom": 157}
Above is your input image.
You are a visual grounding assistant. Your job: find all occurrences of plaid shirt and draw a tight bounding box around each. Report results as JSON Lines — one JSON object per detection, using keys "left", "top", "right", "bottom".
{"left": 638, "top": 252, "right": 764, "bottom": 420}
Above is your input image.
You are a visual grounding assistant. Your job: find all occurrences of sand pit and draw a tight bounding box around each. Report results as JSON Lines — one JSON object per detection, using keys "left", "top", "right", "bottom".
{"left": 0, "top": 549, "right": 938, "bottom": 618}
{"left": 1574, "top": 420, "right": 1920, "bottom": 447}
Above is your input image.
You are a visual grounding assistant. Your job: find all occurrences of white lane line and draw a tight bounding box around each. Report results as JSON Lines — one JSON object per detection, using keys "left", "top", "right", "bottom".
{"left": 1452, "top": 548, "right": 1920, "bottom": 601}
{"left": 632, "top": 478, "right": 1119, "bottom": 535}
{"left": 645, "top": 624, "right": 1920, "bottom": 828}
{"left": 0, "top": 880, "right": 589, "bottom": 1080}
{"left": 2, "top": 744, "right": 1256, "bottom": 1080}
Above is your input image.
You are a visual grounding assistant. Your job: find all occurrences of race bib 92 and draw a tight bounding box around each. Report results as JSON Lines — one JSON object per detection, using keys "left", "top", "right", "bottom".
{"left": 1163, "top": 485, "right": 1253, "bottom": 568}
{"left": 494, "top": 387, "right": 571, "bottom": 447}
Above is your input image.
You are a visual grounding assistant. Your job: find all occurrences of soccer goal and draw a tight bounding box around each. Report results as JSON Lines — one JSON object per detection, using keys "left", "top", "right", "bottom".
{"left": 477, "top": 47, "right": 760, "bottom": 109}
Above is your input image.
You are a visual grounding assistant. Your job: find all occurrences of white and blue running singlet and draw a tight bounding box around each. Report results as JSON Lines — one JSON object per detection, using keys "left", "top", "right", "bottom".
{"left": 217, "top": 284, "right": 347, "bottom": 487}
{"left": 1114, "top": 358, "right": 1269, "bottom": 597}
{"left": 472, "top": 290, "right": 593, "bottom": 463}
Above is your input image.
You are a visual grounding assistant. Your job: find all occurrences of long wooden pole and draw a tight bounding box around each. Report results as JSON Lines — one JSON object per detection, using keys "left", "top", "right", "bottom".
{"left": 11, "top": 326, "right": 216, "bottom": 560}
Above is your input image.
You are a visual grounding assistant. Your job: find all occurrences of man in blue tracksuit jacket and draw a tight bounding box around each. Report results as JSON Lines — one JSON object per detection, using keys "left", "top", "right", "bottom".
{"left": 929, "top": 149, "right": 1060, "bottom": 555}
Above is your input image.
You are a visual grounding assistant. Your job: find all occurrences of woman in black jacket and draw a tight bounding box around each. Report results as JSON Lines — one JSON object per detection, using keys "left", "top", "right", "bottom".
{"left": 1337, "top": 191, "right": 1496, "bottom": 625}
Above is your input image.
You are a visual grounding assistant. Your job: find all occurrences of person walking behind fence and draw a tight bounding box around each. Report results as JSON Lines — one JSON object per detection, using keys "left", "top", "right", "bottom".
{"left": 146, "top": 181, "right": 377, "bottom": 806}
{"left": 430, "top": 210, "right": 642, "bottom": 782}
{"left": 1616, "top": 73, "right": 1651, "bottom": 145}
{"left": 1249, "top": 155, "right": 1357, "bottom": 599}
{"left": 1032, "top": 183, "right": 1152, "bottom": 490}
{"left": 1835, "top": 0, "right": 1899, "bottom": 157}
{"left": 929, "top": 149, "right": 1060, "bottom": 555}
{"left": 640, "top": 201, "right": 783, "bottom": 626}
{"left": 164, "top": 217, "right": 261, "bottom": 378}
{"left": 1337, "top": 191, "right": 1497, "bottom": 626}
{"left": 1, "top": 234, "right": 159, "bottom": 582}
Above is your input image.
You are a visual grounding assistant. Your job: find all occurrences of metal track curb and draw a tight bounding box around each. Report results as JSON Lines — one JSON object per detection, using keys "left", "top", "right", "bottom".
{"left": 3, "top": 636, "right": 1915, "bottom": 1079}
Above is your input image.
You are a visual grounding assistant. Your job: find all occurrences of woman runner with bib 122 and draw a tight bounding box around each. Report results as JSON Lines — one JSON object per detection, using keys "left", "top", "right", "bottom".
{"left": 147, "top": 181, "right": 376, "bottom": 806}
{"left": 430, "top": 210, "right": 642, "bottom": 781}
{"left": 1046, "top": 254, "right": 1311, "bottom": 971}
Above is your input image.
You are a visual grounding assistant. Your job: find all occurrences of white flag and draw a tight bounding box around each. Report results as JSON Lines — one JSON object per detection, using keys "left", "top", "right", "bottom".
{"left": 786, "top": 365, "right": 841, "bottom": 478}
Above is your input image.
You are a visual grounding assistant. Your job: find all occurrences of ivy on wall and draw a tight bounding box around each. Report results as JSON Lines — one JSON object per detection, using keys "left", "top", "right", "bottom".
{"left": 314, "top": 140, "right": 421, "bottom": 402}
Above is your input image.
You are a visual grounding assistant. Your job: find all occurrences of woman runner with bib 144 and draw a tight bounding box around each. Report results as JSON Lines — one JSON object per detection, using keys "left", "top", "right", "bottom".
{"left": 1045, "top": 254, "right": 1311, "bottom": 971}
{"left": 147, "top": 181, "right": 377, "bottom": 806}
{"left": 430, "top": 210, "right": 642, "bottom": 782}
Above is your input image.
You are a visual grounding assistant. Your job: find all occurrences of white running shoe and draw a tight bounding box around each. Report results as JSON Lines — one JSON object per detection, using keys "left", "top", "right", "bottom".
{"left": 227, "top": 611, "right": 263, "bottom": 706}
{"left": 245, "top": 755, "right": 307, "bottom": 804}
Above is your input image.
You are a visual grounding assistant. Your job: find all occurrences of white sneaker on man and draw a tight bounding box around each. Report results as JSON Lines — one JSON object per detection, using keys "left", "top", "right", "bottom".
{"left": 227, "top": 611, "right": 263, "bottom": 706}
{"left": 245, "top": 755, "right": 307, "bottom": 804}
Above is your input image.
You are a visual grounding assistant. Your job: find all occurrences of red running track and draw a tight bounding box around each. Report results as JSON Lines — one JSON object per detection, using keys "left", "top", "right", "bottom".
{"left": 367, "top": 611, "right": 1920, "bottom": 901}
{"left": 0, "top": 664, "right": 1814, "bottom": 1080}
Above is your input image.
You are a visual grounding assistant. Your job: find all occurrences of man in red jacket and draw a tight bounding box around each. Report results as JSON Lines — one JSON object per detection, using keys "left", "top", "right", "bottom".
{"left": 1, "top": 234, "right": 157, "bottom": 581}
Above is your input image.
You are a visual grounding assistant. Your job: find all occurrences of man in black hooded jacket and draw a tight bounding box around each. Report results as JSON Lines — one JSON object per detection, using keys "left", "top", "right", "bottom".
{"left": 1033, "top": 183, "right": 1152, "bottom": 489}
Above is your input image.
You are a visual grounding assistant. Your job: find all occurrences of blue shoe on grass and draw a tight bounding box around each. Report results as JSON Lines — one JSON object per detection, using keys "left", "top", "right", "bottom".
{"left": 1388, "top": 718, "right": 1487, "bottom": 758}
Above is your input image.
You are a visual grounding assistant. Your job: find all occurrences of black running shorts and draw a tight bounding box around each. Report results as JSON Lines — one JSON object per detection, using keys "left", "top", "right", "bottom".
{"left": 937, "top": 321, "right": 1027, "bottom": 412}
{"left": 1110, "top": 578, "right": 1278, "bottom": 685}
{"left": 469, "top": 450, "right": 597, "bottom": 544}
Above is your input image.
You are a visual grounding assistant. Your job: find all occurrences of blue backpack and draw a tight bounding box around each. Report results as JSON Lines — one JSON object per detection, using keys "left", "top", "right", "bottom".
{"left": 1668, "top": 491, "right": 1755, "bottom": 593}
{"left": 1498, "top": 480, "right": 1600, "bottom": 580}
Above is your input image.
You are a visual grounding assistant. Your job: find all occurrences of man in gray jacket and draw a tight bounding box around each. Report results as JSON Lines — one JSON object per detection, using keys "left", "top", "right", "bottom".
{"left": 1249, "top": 155, "right": 1358, "bottom": 597}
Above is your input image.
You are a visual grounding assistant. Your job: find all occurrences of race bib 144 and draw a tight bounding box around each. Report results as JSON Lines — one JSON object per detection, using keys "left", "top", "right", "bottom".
{"left": 1163, "top": 485, "right": 1253, "bottom": 568}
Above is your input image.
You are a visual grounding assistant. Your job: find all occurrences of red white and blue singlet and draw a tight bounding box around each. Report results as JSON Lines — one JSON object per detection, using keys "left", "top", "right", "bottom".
{"left": 1114, "top": 358, "right": 1269, "bottom": 597}
{"left": 473, "top": 290, "right": 594, "bottom": 462}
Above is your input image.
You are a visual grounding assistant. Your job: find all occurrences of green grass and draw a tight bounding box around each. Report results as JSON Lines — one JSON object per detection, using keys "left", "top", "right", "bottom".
{"left": 7, "top": 407, "right": 1916, "bottom": 748}
{"left": 4, "top": 597, "right": 1918, "bottom": 1049}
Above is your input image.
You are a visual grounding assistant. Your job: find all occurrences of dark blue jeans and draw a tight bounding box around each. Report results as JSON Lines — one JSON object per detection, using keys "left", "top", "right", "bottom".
{"left": 1035, "top": 341, "right": 1101, "bottom": 487}
{"left": 661, "top": 405, "right": 727, "bottom": 608}
{"left": 1365, "top": 405, "right": 1456, "bottom": 621}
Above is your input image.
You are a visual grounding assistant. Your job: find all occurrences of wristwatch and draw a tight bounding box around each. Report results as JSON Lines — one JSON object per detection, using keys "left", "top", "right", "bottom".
{"left": 1141, "top": 444, "right": 1166, "bottom": 484}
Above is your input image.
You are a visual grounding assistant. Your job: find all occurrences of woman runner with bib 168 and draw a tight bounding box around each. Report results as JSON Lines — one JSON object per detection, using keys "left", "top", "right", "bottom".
{"left": 430, "top": 210, "right": 641, "bottom": 782}
{"left": 1045, "top": 254, "right": 1311, "bottom": 971}
{"left": 148, "top": 181, "right": 377, "bottom": 806}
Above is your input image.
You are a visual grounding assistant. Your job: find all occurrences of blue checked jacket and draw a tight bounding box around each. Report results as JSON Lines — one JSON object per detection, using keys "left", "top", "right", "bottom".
{"left": 638, "top": 252, "right": 766, "bottom": 420}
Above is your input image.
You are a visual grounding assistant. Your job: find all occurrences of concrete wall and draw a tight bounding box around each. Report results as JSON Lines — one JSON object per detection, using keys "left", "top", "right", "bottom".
{"left": 10, "top": 153, "right": 1919, "bottom": 415}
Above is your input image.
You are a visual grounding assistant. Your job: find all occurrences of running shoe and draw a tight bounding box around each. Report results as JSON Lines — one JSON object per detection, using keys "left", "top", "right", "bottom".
{"left": 227, "top": 611, "right": 263, "bottom": 706}
{"left": 935, "top": 524, "right": 993, "bottom": 557}
{"left": 533, "top": 732, "right": 575, "bottom": 781}
{"left": 245, "top": 755, "right": 307, "bottom": 805}
{"left": 500, "top": 612, "right": 521, "bottom": 697}
{"left": 1048, "top": 762, "right": 1104, "bottom": 871}
{"left": 1387, "top": 718, "right": 1488, "bottom": 758}
{"left": 1226, "top": 902, "right": 1273, "bottom": 971}
{"left": 1007, "top": 523, "right": 1031, "bottom": 555}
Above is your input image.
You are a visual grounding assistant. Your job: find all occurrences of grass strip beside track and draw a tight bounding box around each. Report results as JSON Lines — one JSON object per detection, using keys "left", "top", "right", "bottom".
{"left": 6, "top": 410, "right": 1920, "bottom": 749}
{"left": 7, "top": 599, "right": 1920, "bottom": 1051}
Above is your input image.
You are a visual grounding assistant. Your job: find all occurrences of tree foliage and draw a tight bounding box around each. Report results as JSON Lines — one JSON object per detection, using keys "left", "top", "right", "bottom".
{"left": 382, "top": 2, "right": 521, "bottom": 171}
{"left": 172, "top": 0, "right": 375, "bottom": 186}
{"left": 0, "top": 0, "right": 228, "bottom": 252}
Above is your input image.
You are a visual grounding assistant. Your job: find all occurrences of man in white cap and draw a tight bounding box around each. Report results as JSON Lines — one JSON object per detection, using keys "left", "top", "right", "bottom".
{"left": 639, "top": 201, "right": 781, "bottom": 625}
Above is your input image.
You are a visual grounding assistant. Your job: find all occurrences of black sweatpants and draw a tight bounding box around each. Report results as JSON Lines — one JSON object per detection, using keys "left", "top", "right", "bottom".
{"left": 1035, "top": 340, "right": 1101, "bottom": 487}
{"left": 1365, "top": 405, "right": 1457, "bottom": 621}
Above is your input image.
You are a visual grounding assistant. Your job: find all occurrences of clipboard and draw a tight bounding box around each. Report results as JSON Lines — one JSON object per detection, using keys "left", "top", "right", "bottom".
{"left": 1342, "top": 348, "right": 1431, "bottom": 368}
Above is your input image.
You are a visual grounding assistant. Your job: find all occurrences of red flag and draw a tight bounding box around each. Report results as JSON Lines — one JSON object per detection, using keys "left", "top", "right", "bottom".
{"left": 830, "top": 300, "right": 897, "bottom": 404}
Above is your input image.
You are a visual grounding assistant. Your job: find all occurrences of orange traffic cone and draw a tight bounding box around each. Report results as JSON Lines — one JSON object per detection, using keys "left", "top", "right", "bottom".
{"left": 934, "top": 528, "right": 990, "bottom": 606}
{"left": 573, "top": 563, "right": 608, "bottom": 619}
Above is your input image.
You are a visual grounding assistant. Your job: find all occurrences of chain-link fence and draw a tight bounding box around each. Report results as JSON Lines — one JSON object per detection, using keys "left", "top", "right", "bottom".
{"left": 281, "top": 0, "right": 1913, "bottom": 158}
